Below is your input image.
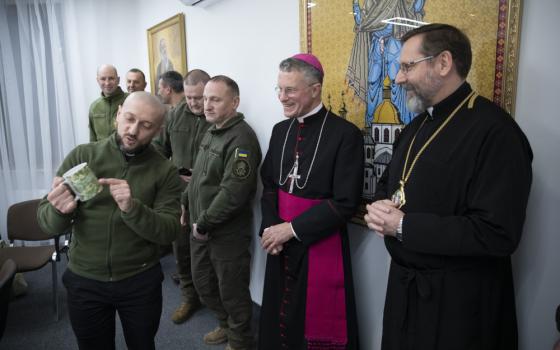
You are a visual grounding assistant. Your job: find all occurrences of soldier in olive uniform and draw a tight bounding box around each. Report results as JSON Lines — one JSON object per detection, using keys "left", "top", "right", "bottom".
{"left": 152, "top": 69, "right": 212, "bottom": 324}
{"left": 188, "top": 75, "right": 261, "bottom": 350}
{"left": 89, "top": 64, "right": 128, "bottom": 141}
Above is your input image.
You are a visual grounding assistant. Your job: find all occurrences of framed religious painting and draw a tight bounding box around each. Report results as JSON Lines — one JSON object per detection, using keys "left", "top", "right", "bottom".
{"left": 299, "top": 0, "right": 523, "bottom": 225}
{"left": 147, "top": 13, "right": 188, "bottom": 94}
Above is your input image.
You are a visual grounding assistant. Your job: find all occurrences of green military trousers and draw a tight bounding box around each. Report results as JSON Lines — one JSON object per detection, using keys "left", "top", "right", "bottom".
{"left": 173, "top": 224, "right": 199, "bottom": 303}
{"left": 190, "top": 233, "right": 253, "bottom": 349}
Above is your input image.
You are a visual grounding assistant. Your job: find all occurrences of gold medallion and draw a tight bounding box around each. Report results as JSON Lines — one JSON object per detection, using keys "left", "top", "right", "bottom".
{"left": 391, "top": 181, "right": 406, "bottom": 209}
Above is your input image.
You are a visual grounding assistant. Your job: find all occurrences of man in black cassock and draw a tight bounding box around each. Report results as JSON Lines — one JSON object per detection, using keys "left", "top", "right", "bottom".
{"left": 259, "top": 54, "right": 363, "bottom": 350}
{"left": 365, "top": 24, "right": 532, "bottom": 349}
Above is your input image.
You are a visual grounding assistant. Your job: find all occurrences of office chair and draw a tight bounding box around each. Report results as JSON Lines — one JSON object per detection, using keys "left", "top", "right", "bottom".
{"left": 0, "top": 199, "right": 63, "bottom": 320}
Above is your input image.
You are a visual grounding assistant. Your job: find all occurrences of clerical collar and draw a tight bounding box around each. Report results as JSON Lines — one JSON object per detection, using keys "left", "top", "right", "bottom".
{"left": 430, "top": 82, "right": 472, "bottom": 120}
{"left": 115, "top": 134, "right": 149, "bottom": 161}
{"left": 426, "top": 107, "right": 434, "bottom": 118}
{"left": 297, "top": 103, "right": 323, "bottom": 123}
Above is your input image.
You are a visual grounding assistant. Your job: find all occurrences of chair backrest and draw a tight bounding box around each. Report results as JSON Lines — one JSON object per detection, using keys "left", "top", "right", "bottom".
{"left": 0, "top": 258, "right": 17, "bottom": 339}
{"left": 7, "top": 199, "right": 50, "bottom": 241}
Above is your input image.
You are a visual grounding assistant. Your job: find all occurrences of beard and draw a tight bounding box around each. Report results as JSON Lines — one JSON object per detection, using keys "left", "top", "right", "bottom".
{"left": 405, "top": 93, "right": 428, "bottom": 114}
{"left": 403, "top": 72, "right": 444, "bottom": 114}
{"left": 115, "top": 133, "right": 149, "bottom": 155}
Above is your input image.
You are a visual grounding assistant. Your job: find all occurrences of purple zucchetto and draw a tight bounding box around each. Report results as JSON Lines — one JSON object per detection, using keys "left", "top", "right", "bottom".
{"left": 291, "top": 53, "right": 324, "bottom": 78}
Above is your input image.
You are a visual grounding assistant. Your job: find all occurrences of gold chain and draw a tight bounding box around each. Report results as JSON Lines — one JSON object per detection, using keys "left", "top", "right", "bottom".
{"left": 400, "top": 91, "right": 477, "bottom": 185}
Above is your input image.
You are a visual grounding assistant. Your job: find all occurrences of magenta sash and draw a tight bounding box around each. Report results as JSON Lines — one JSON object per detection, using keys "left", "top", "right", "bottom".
{"left": 278, "top": 189, "right": 347, "bottom": 349}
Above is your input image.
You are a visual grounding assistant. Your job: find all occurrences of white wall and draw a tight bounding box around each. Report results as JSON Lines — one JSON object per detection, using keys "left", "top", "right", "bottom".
{"left": 63, "top": 0, "right": 560, "bottom": 349}
{"left": 513, "top": 0, "right": 560, "bottom": 348}
{"left": 63, "top": 0, "right": 143, "bottom": 143}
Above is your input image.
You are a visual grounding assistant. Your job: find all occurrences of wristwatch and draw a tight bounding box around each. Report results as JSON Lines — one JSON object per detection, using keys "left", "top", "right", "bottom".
{"left": 395, "top": 217, "right": 404, "bottom": 242}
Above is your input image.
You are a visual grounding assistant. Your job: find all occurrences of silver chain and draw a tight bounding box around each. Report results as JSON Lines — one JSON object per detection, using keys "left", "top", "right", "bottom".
{"left": 278, "top": 110, "right": 329, "bottom": 190}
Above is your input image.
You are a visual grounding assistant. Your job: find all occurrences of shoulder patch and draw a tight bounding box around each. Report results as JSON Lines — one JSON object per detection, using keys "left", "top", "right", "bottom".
{"left": 233, "top": 158, "right": 251, "bottom": 179}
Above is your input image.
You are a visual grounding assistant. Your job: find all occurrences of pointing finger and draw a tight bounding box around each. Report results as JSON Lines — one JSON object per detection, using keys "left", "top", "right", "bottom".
{"left": 98, "top": 178, "right": 126, "bottom": 186}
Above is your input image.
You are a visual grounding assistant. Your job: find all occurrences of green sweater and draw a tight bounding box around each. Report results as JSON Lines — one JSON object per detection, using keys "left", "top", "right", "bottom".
{"left": 88, "top": 87, "right": 128, "bottom": 142}
{"left": 152, "top": 100, "right": 211, "bottom": 204}
{"left": 188, "top": 113, "right": 262, "bottom": 238}
{"left": 37, "top": 134, "right": 182, "bottom": 282}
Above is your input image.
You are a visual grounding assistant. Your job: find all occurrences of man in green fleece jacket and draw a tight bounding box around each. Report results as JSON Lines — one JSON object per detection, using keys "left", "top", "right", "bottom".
{"left": 89, "top": 64, "right": 128, "bottom": 141}
{"left": 37, "top": 91, "right": 182, "bottom": 350}
{"left": 188, "top": 75, "right": 261, "bottom": 350}
{"left": 153, "top": 69, "right": 211, "bottom": 324}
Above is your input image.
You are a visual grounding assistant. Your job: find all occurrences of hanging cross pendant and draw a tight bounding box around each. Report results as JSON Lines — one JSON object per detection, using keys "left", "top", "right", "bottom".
{"left": 288, "top": 155, "right": 300, "bottom": 194}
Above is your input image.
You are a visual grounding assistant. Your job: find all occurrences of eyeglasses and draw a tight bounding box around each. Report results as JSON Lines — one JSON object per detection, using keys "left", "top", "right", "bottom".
{"left": 398, "top": 55, "right": 434, "bottom": 74}
{"left": 275, "top": 86, "right": 300, "bottom": 96}
{"left": 275, "top": 82, "right": 319, "bottom": 97}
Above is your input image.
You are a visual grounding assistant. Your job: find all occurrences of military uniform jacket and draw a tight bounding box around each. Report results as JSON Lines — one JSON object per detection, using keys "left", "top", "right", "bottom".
{"left": 88, "top": 87, "right": 128, "bottom": 141}
{"left": 187, "top": 113, "right": 262, "bottom": 239}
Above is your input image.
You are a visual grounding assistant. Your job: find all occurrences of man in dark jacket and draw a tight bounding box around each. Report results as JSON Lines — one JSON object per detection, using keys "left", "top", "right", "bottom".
{"left": 188, "top": 75, "right": 261, "bottom": 350}
{"left": 365, "top": 23, "right": 532, "bottom": 349}
{"left": 259, "top": 54, "right": 363, "bottom": 350}
{"left": 38, "top": 91, "right": 182, "bottom": 350}
{"left": 153, "top": 69, "right": 212, "bottom": 324}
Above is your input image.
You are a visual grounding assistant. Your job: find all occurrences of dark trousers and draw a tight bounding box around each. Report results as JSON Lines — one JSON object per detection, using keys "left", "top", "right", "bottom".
{"left": 62, "top": 264, "right": 164, "bottom": 350}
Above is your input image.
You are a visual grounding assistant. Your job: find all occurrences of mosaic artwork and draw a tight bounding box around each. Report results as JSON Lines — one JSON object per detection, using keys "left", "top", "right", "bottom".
{"left": 299, "top": 0, "right": 522, "bottom": 224}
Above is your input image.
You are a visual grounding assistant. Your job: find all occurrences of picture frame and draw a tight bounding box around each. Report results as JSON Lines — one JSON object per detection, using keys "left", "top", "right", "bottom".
{"left": 147, "top": 13, "right": 188, "bottom": 94}
{"left": 299, "top": 0, "right": 523, "bottom": 225}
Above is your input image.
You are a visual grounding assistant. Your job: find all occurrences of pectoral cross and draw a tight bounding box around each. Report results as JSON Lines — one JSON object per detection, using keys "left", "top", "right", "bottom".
{"left": 288, "top": 154, "right": 300, "bottom": 194}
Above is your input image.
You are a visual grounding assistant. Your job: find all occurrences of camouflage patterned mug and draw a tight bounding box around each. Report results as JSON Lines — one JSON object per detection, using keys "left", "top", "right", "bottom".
{"left": 62, "top": 163, "right": 102, "bottom": 201}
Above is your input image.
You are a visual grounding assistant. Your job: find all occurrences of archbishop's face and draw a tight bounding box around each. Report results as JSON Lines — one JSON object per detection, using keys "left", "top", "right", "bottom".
{"left": 277, "top": 70, "right": 319, "bottom": 119}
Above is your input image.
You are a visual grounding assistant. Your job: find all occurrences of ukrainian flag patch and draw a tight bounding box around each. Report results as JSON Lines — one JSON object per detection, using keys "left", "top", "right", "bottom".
{"left": 235, "top": 148, "right": 249, "bottom": 159}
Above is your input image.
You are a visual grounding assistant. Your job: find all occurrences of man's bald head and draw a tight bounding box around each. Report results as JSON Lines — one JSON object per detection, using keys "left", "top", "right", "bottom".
{"left": 96, "top": 64, "right": 120, "bottom": 96}
{"left": 123, "top": 91, "right": 167, "bottom": 127}
{"left": 97, "top": 64, "right": 118, "bottom": 77}
{"left": 116, "top": 92, "right": 166, "bottom": 153}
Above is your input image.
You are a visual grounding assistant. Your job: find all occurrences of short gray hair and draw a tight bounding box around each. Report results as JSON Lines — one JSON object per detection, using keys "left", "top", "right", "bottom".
{"left": 279, "top": 58, "right": 323, "bottom": 84}
{"left": 209, "top": 75, "right": 240, "bottom": 98}
{"left": 184, "top": 69, "right": 211, "bottom": 86}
